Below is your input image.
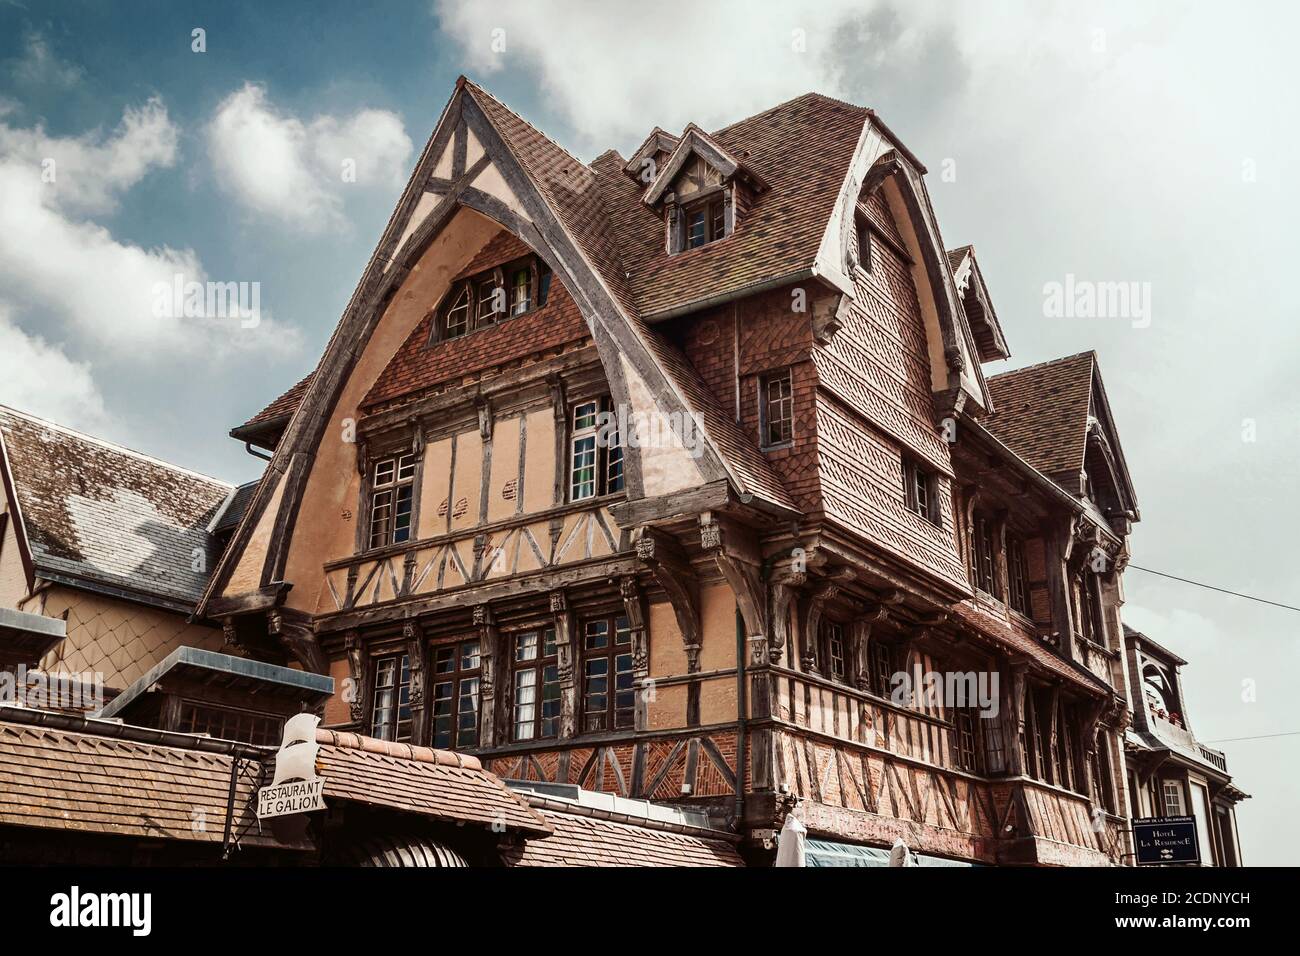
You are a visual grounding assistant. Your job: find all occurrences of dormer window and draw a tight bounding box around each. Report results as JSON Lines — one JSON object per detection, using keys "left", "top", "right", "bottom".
{"left": 434, "top": 254, "right": 549, "bottom": 343}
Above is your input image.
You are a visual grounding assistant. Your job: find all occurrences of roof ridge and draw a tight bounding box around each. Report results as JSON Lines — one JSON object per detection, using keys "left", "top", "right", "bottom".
{"left": 711, "top": 90, "right": 868, "bottom": 138}
{"left": 0, "top": 404, "right": 233, "bottom": 490}
{"left": 986, "top": 350, "right": 1096, "bottom": 382}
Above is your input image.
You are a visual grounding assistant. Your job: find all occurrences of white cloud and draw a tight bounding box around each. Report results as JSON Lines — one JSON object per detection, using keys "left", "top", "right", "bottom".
{"left": 0, "top": 98, "right": 301, "bottom": 358}
{"left": 0, "top": 305, "right": 107, "bottom": 432}
{"left": 8, "top": 33, "right": 83, "bottom": 90}
{"left": 208, "top": 83, "right": 412, "bottom": 232}
{"left": 0, "top": 96, "right": 178, "bottom": 215}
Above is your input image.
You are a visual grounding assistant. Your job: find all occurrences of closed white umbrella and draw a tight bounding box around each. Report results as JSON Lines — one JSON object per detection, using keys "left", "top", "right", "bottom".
{"left": 889, "top": 838, "right": 915, "bottom": 867}
{"left": 774, "top": 813, "right": 807, "bottom": 867}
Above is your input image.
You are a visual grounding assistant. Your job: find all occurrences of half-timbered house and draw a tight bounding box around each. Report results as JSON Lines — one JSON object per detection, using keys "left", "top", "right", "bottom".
{"left": 186, "top": 78, "right": 1168, "bottom": 866}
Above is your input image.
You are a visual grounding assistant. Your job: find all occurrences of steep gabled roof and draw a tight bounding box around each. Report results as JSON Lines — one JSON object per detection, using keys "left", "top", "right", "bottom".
{"left": 984, "top": 351, "right": 1138, "bottom": 517}
{"left": 0, "top": 406, "right": 231, "bottom": 610}
{"left": 984, "top": 352, "right": 1096, "bottom": 485}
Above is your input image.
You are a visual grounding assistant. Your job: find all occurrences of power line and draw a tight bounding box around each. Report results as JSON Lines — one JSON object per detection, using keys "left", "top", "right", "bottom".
{"left": 1127, "top": 565, "right": 1300, "bottom": 613}
{"left": 1203, "top": 730, "right": 1300, "bottom": 744}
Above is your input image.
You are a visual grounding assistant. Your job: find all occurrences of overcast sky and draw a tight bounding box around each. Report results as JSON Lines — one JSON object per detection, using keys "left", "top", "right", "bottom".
{"left": 1, "top": 1, "right": 1295, "bottom": 864}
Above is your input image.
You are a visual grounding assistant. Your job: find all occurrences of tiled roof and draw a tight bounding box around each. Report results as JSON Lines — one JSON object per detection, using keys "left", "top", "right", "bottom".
{"left": 984, "top": 352, "right": 1096, "bottom": 485}
{"left": 0, "top": 406, "right": 232, "bottom": 607}
{"left": 593, "top": 92, "right": 869, "bottom": 319}
{"left": 501, "top": 798, "right": 744, "bottom": 867}
{"left": 950, "top": 602, "right": 1113, "bottom": 696}
{"left": 232, "top": 372, "right": 314, "bottom": 441}
{"left": 0, "top": 712, "right": 300, "bottom": 848}
{"left": 312, "top": 729, "right": 551, "bottom": 836}
{"left": 361, "top": 232, "right": 590, "bottom": 409}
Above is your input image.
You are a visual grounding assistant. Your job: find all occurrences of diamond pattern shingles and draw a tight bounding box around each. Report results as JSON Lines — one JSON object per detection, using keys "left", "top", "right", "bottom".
{"left": 985, "top": 352, "right": 1096, "bottom": 485}
{"left": 313, "top": 729, "right": 551, "bottom": 835}
{"left": 501, "top": 804, "right": 744, "bottom": 867}
{"left": 0, "top": 716, "right": 296, "bottom": 848}
{"left": 0, "top": 406, "right": 232, "bottom": 606}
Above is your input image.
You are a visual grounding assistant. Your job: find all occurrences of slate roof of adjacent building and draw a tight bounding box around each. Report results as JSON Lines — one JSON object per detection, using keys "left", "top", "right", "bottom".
{"left": 984, "top": 351, "right": 1096, "bottom": 486}
{"left": 0, "top": 406, "right": 232, "bottom": 609}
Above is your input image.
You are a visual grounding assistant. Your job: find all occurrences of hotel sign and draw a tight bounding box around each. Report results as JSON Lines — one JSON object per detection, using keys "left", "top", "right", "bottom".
{"left": 1133, "top": 815, "right": 1200, "bottom": 865}
{"left": 257, "top": 713, "right": 327, "bottom": 820}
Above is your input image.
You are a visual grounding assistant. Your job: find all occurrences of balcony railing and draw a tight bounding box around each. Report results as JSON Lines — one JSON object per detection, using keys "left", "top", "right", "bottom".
{"left": 1198, "top": 743, "right": 1228, "bottom": 772}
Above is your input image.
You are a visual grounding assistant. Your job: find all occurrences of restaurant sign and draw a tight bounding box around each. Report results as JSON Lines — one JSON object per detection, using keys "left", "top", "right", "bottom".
{"left": 257, "top": 713, "right": 326, "bottom": 820}
{"left": 1133, "top": 815, "right": 1200, "bottom": 865}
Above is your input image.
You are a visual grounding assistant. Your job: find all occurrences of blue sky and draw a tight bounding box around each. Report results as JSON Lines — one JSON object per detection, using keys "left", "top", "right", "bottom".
{"left": 2, "top": 0, "right": 1297, "bottom": 863}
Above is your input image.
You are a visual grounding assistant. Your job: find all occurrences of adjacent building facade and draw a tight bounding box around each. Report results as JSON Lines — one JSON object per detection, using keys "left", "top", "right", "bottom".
{"left": 0, "top": 80, "right": 1246, "bottom": 866}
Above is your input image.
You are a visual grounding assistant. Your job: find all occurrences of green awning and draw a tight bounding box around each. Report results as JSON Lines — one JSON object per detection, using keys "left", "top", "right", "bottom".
{"left": 805, "top": 839, "right": 974, "bottom": 868}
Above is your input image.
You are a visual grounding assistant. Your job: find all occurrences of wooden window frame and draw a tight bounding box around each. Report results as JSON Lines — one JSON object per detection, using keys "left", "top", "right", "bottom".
{"left": 822, "top": 619, "right": 848, "bottom": 685}
{"left": 901, "top": 459, "right": 940, "bottom": 525}
{"left": 177, "top": 700, "right": 282, "bottom": 747}
{"left": 430, "top": 638, "right": 482, "bottom": 750}
{"left": 870, "top": 639, "right": 894, "bottom": 697}
{"left": 434, "top": 255, "right": 549, "bottom": 343}
{"left": 580, "top": 615, "right": 635, "bottom": 733}
{"left": 683, "top": 195, "right": 726, "bottom": 250}
{"left": 759, "top": 369, "right": 794, "bottom": 448}
{"left": 370, "top": 652, "right": 412, "bottom": 743}
{"left": 1008, "top": 536, "right": 1032, "bottom": 616}
{"left": 367, "top": 452, "right": 417, "bottom": 550}
{"left": 511, "top": 627, "right": 561, "bottom": 742}
{"left": 1162, "top": 778, "right": 1187, "bottom": 816}
{"left": 568, "top": 397, "right": 623, "bottom": 502}
{"left": 953, "top": 707, "right": 982, "bottom": 774}
{"left": 972, "top": 512, "right": 997, "bottom": 595}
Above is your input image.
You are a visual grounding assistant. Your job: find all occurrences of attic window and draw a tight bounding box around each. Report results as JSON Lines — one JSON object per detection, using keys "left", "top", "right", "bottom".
{"left": 685, "top": 196, "right": 726, "bottom": 249}
{"left": 435, "top": 254, "right": 549, "bottom": 342}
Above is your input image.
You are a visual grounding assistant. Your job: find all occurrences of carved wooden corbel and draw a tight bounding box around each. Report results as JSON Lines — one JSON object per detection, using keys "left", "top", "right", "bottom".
{"left": 635, "top": 528, "right": 702, "bottom": 673}
{"left": 620, "top": 576, "right": 651, "bottom": 730}
{"left": 698, "top": 514, "right": 767, "bottom": 653}
{"left": 267, "top": 608, "right": 328, "bottom": 675}
{"left": 769, "top": 569, "right": 807, "bottom": 666}
{"left": 852, "top": 603, "right": 891, "bottom": 690}
{"left": 799, "top": 570, "right": 854, "bottom": 674}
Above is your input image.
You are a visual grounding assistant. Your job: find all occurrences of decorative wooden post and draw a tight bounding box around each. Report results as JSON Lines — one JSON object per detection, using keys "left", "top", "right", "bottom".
{"left": 404, "top": 619, "right": 428, "bottom": 745}
{"left": 550, "top": 590, "right": 577, "bottom": 738}
{"left": 474, "top": 605, "right": 499, "bottom": 747}
{"left": 344, "top": 630, "right": 369, "bottom": 729}
{"left": 620, "top": 577, "right": 650, "bottom": 731}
